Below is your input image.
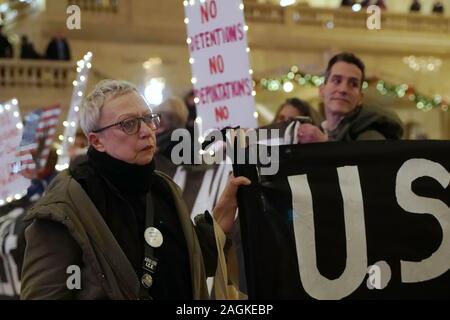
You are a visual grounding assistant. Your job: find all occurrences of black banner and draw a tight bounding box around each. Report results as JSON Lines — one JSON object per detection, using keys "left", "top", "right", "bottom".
{"left": 0, "top": 207, "right": 26, "bottom": 300}
{"left": 234, "top": 140, "right": 450, "bottom": 299}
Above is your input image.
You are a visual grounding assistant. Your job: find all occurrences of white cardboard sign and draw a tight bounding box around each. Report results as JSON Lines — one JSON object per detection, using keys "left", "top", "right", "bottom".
{"left": 0, "top": 100, "right": 30, "bottom": 206}
{"left": 184, "top": 0, "right": 257, "bottom": 135}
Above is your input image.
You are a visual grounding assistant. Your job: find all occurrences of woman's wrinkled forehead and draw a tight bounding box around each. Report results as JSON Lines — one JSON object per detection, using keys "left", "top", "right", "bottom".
{"left": 101, "top": 91, "right": 152, "bottom": 122}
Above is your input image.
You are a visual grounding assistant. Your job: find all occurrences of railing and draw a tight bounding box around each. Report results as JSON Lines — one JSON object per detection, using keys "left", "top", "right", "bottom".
{"left": 244, "top": 3, "right": 450, "bottom": 34}
{"left": 68, "top": 0, "right": 120, "bottom": 13}
{"left": 0, "top": 59, "right": 75, "bottom": 88}
{"left": 244, "top": 2, "right": 286, "bottom": 24}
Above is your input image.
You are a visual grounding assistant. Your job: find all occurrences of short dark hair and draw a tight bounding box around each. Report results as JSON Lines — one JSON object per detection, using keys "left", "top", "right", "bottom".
{"left": 324, "top": 52, "right": 365, "bottom": 88}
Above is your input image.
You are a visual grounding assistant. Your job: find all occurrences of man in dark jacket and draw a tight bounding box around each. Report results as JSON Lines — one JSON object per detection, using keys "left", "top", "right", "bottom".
{"left": 410, "top": 0, "right": 421, "bottom": 12}
{"left": 20, "top": 79, "right": 249, "bottom": 300}
{"left": 296, "top": 52, "right": 403, "bottom": 142}
{"left": 432, "top": 1, "right": 444, "bottom": 14}
{"left": 20, "top": 35, "right": 41, "bottom": 59}
{"left": 0, "top": 25, "right": 13, "bottom": 58}
{"left": 45, "top": 32, "right": 71, "bottom": 61}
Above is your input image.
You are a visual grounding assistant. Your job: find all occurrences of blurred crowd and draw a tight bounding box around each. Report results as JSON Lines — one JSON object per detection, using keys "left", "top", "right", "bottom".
{"left": 0, "top": 22, "right": 71, "bottom": 60}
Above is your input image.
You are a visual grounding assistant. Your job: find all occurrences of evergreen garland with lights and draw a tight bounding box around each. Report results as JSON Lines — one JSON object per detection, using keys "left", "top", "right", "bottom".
{"left": 256, "top": 66, "right": 448, "bottom": 112}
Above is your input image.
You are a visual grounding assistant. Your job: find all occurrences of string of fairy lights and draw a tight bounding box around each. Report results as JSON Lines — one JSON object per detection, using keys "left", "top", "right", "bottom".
{"left": 55, "top": 52, "right": 93, "bottom": 171}
{"left": 256, "top": 66, "right": 449, "bottom": 112}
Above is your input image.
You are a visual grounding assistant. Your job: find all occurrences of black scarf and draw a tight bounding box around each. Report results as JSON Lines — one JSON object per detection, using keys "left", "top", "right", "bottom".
{"left": 87, "top": 147, "right": 155, "bottom": 195}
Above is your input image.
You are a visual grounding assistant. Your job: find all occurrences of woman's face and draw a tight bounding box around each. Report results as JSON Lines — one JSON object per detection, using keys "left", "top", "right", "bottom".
{"left": 89, "top": 92, "right": 157, "bottom": 165}
{"left": 275, "top": 104, "right": 302, "bottom": 123}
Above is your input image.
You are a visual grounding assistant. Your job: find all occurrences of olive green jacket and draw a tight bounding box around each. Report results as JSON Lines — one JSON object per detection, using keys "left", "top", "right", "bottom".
{"left": 20, "top": 170, "right": 209, "bottom": 300}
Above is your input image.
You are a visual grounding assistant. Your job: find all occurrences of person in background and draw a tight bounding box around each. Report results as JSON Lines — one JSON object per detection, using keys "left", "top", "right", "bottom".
{"left": 182, "top": 90, "right": 199, "bottom": 164}
{"left": 0, "top": 24, "right": 13, "bottom": 58}
{"left": 361, "top": 0, "right": 387, "bottom": 10}
{"left": 410, "top": 0, "right": 421, "bottom": 12}
{"left": 341, "top": 0, "right": 355, "bottom": 7}
{"left": 28, "top": 148, "right": 59, "bottom": 199}
{"left": 154, "top": 97, "right": 189, "bottom": 160}
{"left": 432, "top": 1, "right": 444, "bottom": 14}
{"left": 68, "top": 129, "right": 89, "bottom": 167}
{"left": 376, "top": 0, "right": 387, "bottom": 8}
{"left": 404, "top": 121, "right": 428, "bottom": 140}
{"left": 0, "top": 148, "right": 59, "bottom": 219}
{"left": 184, "top": 89, "right": 197, "bottom": 132}
{"left": 296, "top": 52, "right": 403, "bottom": 143}
{"left": 44, "top": 30, "right": 71, "bottom": 84}
{"left": 45, "top": 31, "right": 71, "bottom": 61}
{"left": 273, "top": 97, "right": 323, "bottom": 127}
{"left": 68, "top": 129, "right": 89, "bottom": 159}
{"left": 156, "top": 97, "right": 189, "bottom": 133}
{"left": 20, "top": 35, "right": 41, "bottom": 59}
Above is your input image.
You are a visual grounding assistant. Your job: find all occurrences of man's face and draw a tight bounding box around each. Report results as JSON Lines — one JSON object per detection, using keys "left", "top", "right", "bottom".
{"left": 89, "top": 91, "right": 157, "bottom": 165}
{"left": 320, "top": 61, "right": 363, "bottom": 117}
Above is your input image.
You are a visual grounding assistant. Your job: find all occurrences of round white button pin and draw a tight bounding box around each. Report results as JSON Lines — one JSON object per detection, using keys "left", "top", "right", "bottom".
{"left": 144, "top": 227, "right": 163, "bottom": 248}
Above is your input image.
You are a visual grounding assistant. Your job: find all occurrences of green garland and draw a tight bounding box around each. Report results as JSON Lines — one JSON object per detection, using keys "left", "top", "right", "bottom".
{"left": 256, "top": 66, "right": 448, "bottom": 112}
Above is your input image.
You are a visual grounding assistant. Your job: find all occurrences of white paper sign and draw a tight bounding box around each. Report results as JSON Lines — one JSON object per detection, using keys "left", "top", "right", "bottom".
{"left": 184, "top": 0, "right": 257, "bottom": 135}
{"left": 0, "top": 100, "right": 30, "bottom": 206}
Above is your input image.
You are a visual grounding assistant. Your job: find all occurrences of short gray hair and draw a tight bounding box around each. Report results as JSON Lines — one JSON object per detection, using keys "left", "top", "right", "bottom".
{"left": 79, "top": 79, "right": 139, "bottom": 135}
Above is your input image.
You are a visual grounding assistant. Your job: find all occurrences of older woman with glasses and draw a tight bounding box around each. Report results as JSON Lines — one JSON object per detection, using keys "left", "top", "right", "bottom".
{"left": 20, "top": 79, "right": 250, "bottom": 300}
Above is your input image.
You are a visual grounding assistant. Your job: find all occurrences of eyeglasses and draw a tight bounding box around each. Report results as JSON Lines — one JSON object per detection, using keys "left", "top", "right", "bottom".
{"left": 92, "top": 113, "right": 161, "bottom": 135}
